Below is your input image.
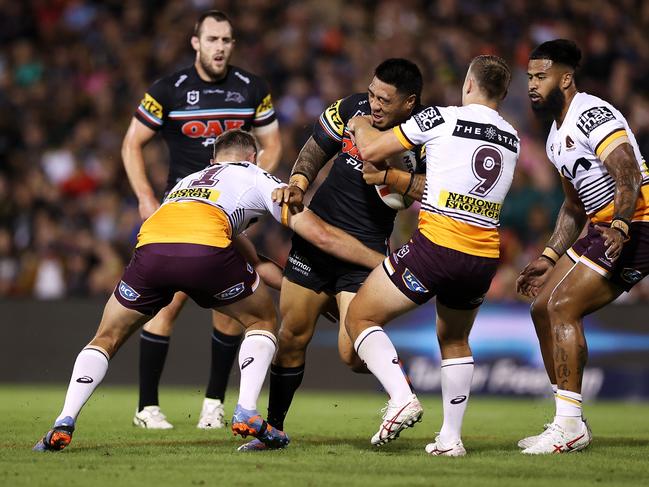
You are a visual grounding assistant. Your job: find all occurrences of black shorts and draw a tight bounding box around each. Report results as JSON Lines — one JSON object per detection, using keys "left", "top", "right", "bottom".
{"left": 567, "top": 222, "right": 649, "bottom": 291}
{"left": 114, "top": 243, "right": 259, "bottom": 315}
{"left": 383, "top": 230, "right": 499, "bottom": 309}
{"left": 283, "top": 234, "right": 387, "bottom": 294}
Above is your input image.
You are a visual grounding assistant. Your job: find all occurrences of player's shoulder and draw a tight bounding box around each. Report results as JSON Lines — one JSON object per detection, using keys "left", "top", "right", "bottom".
{"left": 570, "top": 92, "right": 623, "bottom": 136}
{"left": 153, "top": 65, "right": 195, "bottom": 89}
{"left": 228, "top": 65, "right": 267, "bottom": 88}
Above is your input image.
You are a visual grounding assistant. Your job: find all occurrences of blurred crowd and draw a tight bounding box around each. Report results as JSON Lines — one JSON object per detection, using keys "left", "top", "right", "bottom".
{"left": 1, "top": 0, "right": 649, "bottom": 302}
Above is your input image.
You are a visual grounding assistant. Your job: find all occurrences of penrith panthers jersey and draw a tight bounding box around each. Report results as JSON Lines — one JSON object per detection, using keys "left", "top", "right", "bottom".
{"left": 308, "top": 93, "right": 425, "bottom": 245}
{"left": 395, "top": 104, "right": 520, "bottom": 258}
{"left": 136, "top": 162, "right": 285, "bottom": 249}
{"left": 545, "top": 92, "right": 649, "bottom": 223}
{"left": 135, "top": 65, "right": 276, "bottom": 190}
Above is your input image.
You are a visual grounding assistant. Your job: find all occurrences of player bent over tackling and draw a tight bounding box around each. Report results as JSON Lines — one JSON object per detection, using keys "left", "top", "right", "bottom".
{"left": 33, "top": 130, "right": 384, "bottom": 452}
{"left": 346, "top": 56, "right": 519, "bottom": 455}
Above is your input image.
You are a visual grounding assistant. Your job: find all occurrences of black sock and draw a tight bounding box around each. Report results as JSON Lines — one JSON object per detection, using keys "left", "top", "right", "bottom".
{"left": 205, "top": 328, "right": 243, "bottom": 401}
{"left": 138, "top": 330, "right": 170, "bottom": 411}
{"left": 267, "top": 363, "right": 305, "bottom": 430}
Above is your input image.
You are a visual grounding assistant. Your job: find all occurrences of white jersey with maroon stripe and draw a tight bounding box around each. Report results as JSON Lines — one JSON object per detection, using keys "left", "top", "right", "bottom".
{"left": 394, "top": 103, "right": 520, "bottom": 258}
{"left": 545, "top": 92, "right": 647, "bottom": 219}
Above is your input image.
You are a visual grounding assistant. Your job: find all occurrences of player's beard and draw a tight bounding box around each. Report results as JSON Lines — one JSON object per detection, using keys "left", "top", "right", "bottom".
{"left": 198, "top": 51, "right": 228, "bottom": 81}
{"left": 531, "top": 86, "right": 565, "bottom": 121}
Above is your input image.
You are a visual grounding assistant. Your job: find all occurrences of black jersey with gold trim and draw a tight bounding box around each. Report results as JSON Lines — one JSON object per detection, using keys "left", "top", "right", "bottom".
{"left": 308, "top": 93, "right": 424, "bottom": 245}
{"left": 135, "top": 64, "right": 276, "bottom": 190}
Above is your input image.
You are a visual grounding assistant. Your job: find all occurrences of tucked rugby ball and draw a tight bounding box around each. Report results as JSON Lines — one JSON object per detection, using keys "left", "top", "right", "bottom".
{"left": 375, "top": 150, "right": 418, "bottom": 210}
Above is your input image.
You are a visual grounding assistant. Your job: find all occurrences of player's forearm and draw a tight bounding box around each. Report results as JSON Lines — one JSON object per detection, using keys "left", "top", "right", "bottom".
{"left": 383, "top": 169, "right": 425, "bottom": 201}
{"left": 121, "top": 144, "right": 155, "bottom": 200}
{"left": 311, "top": 226, "right": 384, "bottom": 269}
{"left": 290, "top": 137, "right": 329, "bottom": 190}
{"left": 546, "top": 202, "right": 587, "bottom": 256}
{"left": 353, "top": 121, "right": 383, "bottom": 163}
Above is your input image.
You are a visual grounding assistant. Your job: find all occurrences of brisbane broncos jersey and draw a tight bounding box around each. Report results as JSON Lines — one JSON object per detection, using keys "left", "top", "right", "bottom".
{"left": 134, "top": 65, "right": 276, "bottom": 189}
{"left": 137, "top": 162, "right": 286, "bottom": 249}
{"left": 394, "top": 104, "right": 520, "bottom": 258}
{"left": 308, "top": 93, "right": 425, "bottom": 244}
{"left": 545, "top": 92, "right": 649, "bottom": 223}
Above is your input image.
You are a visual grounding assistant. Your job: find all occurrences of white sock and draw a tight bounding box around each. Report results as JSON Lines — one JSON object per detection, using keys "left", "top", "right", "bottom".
{"left": 554, "top": 389, "right": 583, "bottom": 432}
{"left": 56, "top": 347, "right": 109, "bottom": 423}
{"left": 551, "top": 383, "right": 558, "bottom": 394}
{"left": 438, "top": 356, "right": 474, "bottom": 444}
{"left": 354, "top": 326, "right": 411, "bottom": 404}
{"left": 236, "top": 330, "right": 277, "bottom": 410}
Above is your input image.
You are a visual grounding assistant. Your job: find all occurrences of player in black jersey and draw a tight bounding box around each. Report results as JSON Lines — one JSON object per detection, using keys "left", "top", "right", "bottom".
{"left": 121, "top": 10, "right": 282, "bottom": 430}
{"left": 238, "top": 59, "right": 425, "bottom": 451}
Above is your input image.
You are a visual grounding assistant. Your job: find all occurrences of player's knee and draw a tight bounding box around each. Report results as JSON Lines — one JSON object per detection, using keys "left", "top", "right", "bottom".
{"left": 530, "top": 296, "right": 550, "bottom": 328}
{"left": 277, "top": 324, "right": 310, "bottom": 353}
{"left": 547, "top": 292, "right": 582, "bottom": 324}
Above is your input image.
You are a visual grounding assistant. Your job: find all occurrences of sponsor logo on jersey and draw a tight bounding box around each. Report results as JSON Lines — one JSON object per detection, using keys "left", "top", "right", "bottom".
{"left": 118, "top": 281, "right": 140, "bottom": 302}
{"left": 215, "top": 282, "right": 245, "bottom": 301}
{"left": 141, "top": 93, "right": 163, "bottom": 119}
{"left": 453, "top": 120, "right": 519, "bottom": 153}
{"left": 323, "top": 99, "right": 344, "bottom": 136}
{"left": 440, "top": 191, "right": 502, "bottom": 219}
{"left": 288, "top": 254, "right": 311, "bottom": 275}
{"left": 577, "top": 106, "right": 615, "bottom": 136}
{"left": 414, "top": 106, "right": 444, "bottom": 132}
{"left": 402, "top": 268, "right": 428, "bottom": 293}
{"left": 187, "top": 90, "right": 200, "bottom": 105}
{"left": 76, "top": 376, "right": 94, "bottom": 384}
{"left": 255, "top": 94, "right": 273, "bottom": 114}
{"left": 342, "top": 136, "right": 362, "bottom": 161}
{"left": 174, "top": 74, "right": 188, "bottom": 87}
{"left": 560, "top": 157, "right": 592, "bottom": 180}
{"left": 181, "top": 119, "right": 245, "bottom": 138}
{"left": 621, "top": 267, "right": 643, "bottom": 284}
{"left": 226, "top": 91, "right": 245, "bottom": 103}
{"left": 203, "top": 88, "right": 224, "bottom": 94}
{"left": 234, "top": 71, "right": 250, "bottom": 84}
{"left": 165, "top": 187, "right": 219, "bottom": 202}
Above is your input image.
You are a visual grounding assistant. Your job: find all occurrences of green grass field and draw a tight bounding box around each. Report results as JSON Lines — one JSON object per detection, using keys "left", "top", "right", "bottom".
{"left": 2, "top": 385, "right": 648, "bottom": 487}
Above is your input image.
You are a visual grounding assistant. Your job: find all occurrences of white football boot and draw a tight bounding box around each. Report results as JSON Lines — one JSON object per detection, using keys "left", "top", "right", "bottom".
{"left": 521, "top": 419, "right": 592, "bottom": 454}
{"left": 371, "top": 394, "right": 423, "bottom": 446}
{"left": 517, "top": 423, "right": 551, "bottom": 449}
{"left": 133, "top": 406, "right": 174, "bottom": 429}
{"left": 425, "top": 435, "right": 467, "bottom": 457}
{"left": 197, "top": 398, "right": 225, "bottom": 429}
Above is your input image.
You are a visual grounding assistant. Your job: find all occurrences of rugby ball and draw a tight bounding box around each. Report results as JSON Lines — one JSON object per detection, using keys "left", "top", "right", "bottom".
{"left": 375, "top": 150, "right": 418, "bottom": 210}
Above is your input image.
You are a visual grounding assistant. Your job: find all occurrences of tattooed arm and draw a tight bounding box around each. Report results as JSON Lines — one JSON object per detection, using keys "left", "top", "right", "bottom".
{"left": 596, "top": 143, "right": 642, "bottom": 260}
{"left": 272, "top": 137, "right": 330, "bottom": 208}
{"left": 517, "top": 178, "right": 586, "bottom": 297}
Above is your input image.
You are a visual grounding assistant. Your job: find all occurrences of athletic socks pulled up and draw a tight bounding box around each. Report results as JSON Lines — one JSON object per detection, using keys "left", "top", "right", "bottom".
{"left": 56, "top": 347, "right": 109, "bottom": 423}
{"left": 236, "top": 330, "right": 277, "bottom": 411}
{"left": 267, "top": 363, "right": 305, "bottom": 430}
{"left": 438, "top": 356, "right": 474, "bottom": 444}
{"left": 205, "top": 328, "right": 243, "bottom": 401}
{"left": 138, "top": 330, "right": 170, "bottom": 411}
{"left": 554, "top": 389, "right": 583, "bottom": 432}
{"left": 353, "top": 326, "right": 412, "bottom": 405}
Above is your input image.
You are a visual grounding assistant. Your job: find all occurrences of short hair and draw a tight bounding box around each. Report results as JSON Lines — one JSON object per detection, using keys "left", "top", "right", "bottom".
{"left": 530, "top": 39, "right": 581, "bottom": 70}
{"left": 374, "top": 58, "right": 423, "bottom": 104}
{"left": 213, "top": 129, "right": 257, "bottom": 159}
{"left": 194, "top": 10, "right": 233, "bottom": 38}
{"left": 469, "top": 55, "right": 511, "bottom": 100}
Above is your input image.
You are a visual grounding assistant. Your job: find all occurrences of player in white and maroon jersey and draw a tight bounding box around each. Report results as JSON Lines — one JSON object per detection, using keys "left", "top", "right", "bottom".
{"left": 33, "top": 130, "right": 384, "bottom": 453}
{"left": 345, "top": 55, "right": 519, "bottom": 456}
{"left": 517, "top": 39, "right": 648, "bottom": 454}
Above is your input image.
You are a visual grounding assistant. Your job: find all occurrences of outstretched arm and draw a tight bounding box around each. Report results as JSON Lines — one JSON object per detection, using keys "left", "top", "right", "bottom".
{"left": 286, "top": 208, "right": 384, "bottom": 269}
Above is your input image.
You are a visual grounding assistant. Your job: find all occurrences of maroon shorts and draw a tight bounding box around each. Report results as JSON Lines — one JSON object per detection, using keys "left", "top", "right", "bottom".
{"left": 383, "top": 230, "right": 499, "bottom": 309}
{"left": 114, "top": 243, "right": 259, "bottom": 316}
{"left": 567, "top": 222, "right": 649, "bottom": 291}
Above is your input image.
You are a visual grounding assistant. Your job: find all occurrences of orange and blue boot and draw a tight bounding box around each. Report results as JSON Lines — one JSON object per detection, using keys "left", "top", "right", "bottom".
{"left": 33, "top": 416, "right": 75, "bottom": 452}
{"left": 231, "top": 405, "right": 289, "bottom": 449}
